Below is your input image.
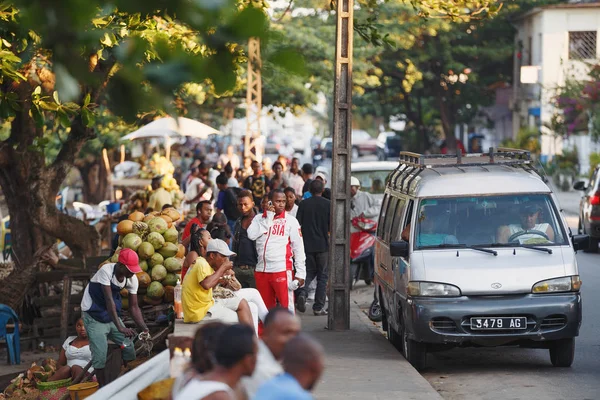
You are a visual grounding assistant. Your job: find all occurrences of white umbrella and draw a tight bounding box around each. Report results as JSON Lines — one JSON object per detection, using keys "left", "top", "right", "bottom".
{"left": 121, "top": 117, "right": 220, "bottom": 141}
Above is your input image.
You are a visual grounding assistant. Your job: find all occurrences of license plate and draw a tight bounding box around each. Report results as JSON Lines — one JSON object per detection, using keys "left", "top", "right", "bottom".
{"left": 470, "top": 317, "right": 527, "bottom": 330}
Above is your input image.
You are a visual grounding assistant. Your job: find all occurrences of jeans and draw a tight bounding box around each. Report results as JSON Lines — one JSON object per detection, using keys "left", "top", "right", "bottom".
{"left": 83, "top": 312, "right": 136, "bottom": 369}
{"left": 298, "top": 251, "right": 329, "bottom": 311}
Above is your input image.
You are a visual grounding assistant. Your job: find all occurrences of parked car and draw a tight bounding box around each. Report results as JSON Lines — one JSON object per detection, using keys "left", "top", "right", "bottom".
{"left": 377, "top": 132, "right": 402, "bottom": 160}
{"left": 574, "top": 166, "right": 600, "bottom": 252}
{"left": 352, "top": 130, "right": 385, "bottom": 160}
{"left": 376, "top": 150, "right": 588, "bottom": 371}
{"left": 351, "top": 161, "right": 397, "bottom": 203}
{"left": 321, "top": 137, "right": 332, "bottom": 159}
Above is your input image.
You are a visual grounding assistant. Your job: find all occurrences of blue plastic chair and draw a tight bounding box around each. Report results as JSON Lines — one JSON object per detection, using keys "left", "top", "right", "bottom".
{"left": 0, "top": 305, "right": 20, "bottom": 365}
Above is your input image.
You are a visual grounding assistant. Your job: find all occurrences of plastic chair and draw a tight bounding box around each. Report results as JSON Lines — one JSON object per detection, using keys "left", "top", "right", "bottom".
{"left": 0, "top": 304, "right": 20, "bottom": 365}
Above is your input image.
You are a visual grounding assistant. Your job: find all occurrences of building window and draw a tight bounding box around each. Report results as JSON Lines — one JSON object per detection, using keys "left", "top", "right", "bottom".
{"left": 569, "top": 31, "right": 597, "bottom": 60}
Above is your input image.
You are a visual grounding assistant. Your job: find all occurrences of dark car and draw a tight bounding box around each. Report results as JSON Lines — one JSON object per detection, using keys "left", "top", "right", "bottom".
{"left": 377, "top": 132, "right": 402, "bottom": 160}
{"left": 352, "top": 130, "right": 385, "bottom": 160}
{"left": 574, "top": 166, "right": 600, "bottom": 252}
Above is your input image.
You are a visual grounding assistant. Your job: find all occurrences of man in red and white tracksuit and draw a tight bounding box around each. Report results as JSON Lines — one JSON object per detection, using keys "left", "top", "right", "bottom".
{"left": 248, "top": 189, "right": 306, "bottom": 313}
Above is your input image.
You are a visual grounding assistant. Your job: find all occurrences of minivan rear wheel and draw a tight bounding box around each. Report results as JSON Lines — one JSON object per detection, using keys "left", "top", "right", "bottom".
{"left": 549, "top": 338, "right": 575, "bottom": 367}
{"left": 400, "top": 315, "right": 427, "bottom": 371}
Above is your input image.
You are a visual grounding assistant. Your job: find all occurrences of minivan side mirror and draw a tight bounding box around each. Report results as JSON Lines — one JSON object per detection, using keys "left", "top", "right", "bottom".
{"left": 573, "top": 180, "right": 587, "bottom": 191}
{"left": 572, "top": 234, "right": 590, "bottom": 251}
{"left": 390, "top": 241, "right": 409, "bottom": 258}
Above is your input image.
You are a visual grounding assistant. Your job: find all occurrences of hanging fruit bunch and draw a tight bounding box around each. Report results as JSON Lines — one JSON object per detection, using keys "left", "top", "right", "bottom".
{"left": 138, "top": 153, "right": 184, "bottom": 208}
{"left": 104, "top": 207, "right": 185, "bottom": 308}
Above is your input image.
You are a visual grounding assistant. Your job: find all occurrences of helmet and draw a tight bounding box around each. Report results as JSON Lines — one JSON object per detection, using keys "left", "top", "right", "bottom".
{"left": 350, "top": 176, "right": 360, "bottom": 187}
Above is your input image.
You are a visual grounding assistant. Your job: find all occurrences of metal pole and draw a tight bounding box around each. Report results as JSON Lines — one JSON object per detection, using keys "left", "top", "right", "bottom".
{"left": 328, "top": 0, "right": 353, "bottom": 330}
{"left": 245, "top": 38, "right": 263, "bottom": 162}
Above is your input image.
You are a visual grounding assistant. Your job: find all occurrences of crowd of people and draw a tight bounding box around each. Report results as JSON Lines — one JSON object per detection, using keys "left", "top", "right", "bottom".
{"left": 152, "top": 147, "right": 333, "bottom": 399}
{"left": 83, "top": 144, "right": 377, "bottom": 399}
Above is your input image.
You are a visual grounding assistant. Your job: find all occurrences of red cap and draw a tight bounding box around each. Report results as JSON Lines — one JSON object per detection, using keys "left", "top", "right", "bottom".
{"left": 118, "top": 248, "right": 142, "bottom": 273}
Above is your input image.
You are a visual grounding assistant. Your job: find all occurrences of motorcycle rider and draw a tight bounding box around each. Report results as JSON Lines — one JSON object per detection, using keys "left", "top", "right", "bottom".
{"left": 350, "top": 176, "right": 379, "bottom": 219}
{"left": 350, "top": 176, "right": 379, "bottom": 281}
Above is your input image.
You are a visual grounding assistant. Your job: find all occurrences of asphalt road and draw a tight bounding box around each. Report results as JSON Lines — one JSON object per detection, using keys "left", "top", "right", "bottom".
{"left": 420, "top": 216, "right": 600, "bottom": 400}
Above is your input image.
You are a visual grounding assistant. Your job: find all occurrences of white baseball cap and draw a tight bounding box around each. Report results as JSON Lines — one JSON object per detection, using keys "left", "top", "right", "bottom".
{"left": 206, "top": 239, "right": 236, "bottom": 257}
{"left": 350, "top": 176, "right": 360, "bottom": 187}
{"left": 315, "top": 171, "right": 328, "bottom": 182}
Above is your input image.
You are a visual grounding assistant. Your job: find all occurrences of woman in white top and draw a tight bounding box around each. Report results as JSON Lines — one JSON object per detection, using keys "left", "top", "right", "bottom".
{"left": 48, "top": 318, "right": 93, "bottom": 381}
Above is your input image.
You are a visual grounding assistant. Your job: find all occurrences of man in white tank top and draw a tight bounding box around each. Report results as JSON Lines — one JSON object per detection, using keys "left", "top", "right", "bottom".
{"left": 497, "top": 204, "right": 555, "bottom": 244}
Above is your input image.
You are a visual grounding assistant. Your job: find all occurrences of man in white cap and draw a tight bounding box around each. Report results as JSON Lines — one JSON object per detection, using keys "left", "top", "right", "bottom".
{"left": 182, "top": 239, "right": 254, "bottom": 328}
{"left": 350, "top": 176, "right": 379, "bottom": 219}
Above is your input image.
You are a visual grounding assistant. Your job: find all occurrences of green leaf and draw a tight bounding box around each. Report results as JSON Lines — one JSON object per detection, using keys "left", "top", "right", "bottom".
{"left": 33, "top": 86, "right": 41, "bottom": 95}
{"left": 230, "top": 7, "right": 268, "bottom": 39}
{"left": 83, "top": 93, "right": 91, "bottom": 107}
{"left": 57, "top": 110, "right": 71, "bottom": 128}
{"left": 29, "top": 105, "right": 44, "bottom": 127}
{"left": 53, "top": 91, "right": 61, "bottom": 104}
{"left": 268, "top": 48, "right": 306, "bottom": 76}
{"left": 81, "top": 108, "right": 95, "bottom": 127}
{"left": 38, "top": 101, "right": 60, "bottom": 111}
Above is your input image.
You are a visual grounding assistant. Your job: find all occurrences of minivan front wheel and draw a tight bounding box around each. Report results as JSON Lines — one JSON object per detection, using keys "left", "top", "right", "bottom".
{"left": 549, "top": 338, "right": 575, "bottom": 367}
{"left": 400, "top": 315, "right": 427, "bottom": 371}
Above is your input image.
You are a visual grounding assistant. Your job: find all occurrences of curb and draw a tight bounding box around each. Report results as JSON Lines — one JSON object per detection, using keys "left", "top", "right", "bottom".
{"left": 349, "top": 300, "right": 444, "bottom": 400}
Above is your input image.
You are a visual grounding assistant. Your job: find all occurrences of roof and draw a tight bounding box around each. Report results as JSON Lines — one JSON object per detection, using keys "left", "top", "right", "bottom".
{"left": 395, "top": 165, "right": 550, "bottom": 197}
{"left": 513, "top": 2, "right": 600, "bottom": 22}
{"left": 351, "top": 161, "right": 398, "bottom": 172}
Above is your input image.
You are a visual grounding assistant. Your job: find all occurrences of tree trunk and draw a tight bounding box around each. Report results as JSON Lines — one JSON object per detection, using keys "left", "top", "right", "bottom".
{"left": 0, "top": 88, "right": 100, "bottom": 310}
{"left": 78, "top": 159, "right": 110, "bottom": 204}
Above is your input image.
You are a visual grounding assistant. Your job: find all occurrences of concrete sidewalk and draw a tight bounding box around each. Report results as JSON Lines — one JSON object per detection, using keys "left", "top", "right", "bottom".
{"left": 301, "top": 299, "right": 442, "bottom": 400}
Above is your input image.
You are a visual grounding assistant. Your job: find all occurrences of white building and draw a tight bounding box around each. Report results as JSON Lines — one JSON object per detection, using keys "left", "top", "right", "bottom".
{"left": 512, "top": 1, "right": 600, "bottom": 173}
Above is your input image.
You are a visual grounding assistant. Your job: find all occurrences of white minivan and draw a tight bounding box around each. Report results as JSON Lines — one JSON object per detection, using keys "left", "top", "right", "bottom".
{"left": 375, "top": 149, "right": 589, "bottom": 371}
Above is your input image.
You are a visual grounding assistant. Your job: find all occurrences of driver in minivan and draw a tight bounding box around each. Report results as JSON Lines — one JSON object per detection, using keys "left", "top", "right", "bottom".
{"left": 496, "top": 203, "right": 555, "bottom": 244}
{"left": 415, "top": 207, "right": 459, "bottom": 247}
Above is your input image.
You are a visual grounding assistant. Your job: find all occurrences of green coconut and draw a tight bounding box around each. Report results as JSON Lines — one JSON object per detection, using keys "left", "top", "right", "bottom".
{"left": 122, "top": 233, "right": 142, "bottom": 251}
{"left": 149, "top": 252, "right": 164, "bottom": 268}
{"left": 147, "top": 281, "right": 165, "bottom": 300}
{"left": 139, "top": 260, "right": 149, "bottom": 272}
{"left": 148, "top": 217, "right": 168, "bottom": 235}
{"left": 162, "top": 273, "right": 178, "bottom": 287}
{"left": 137, "top": 242, "right": 155, "bottom": 260}
{"left": 164, "top": 257, "right": 182, "bottom": 273}
{"left": 110, "top": 247, "right": 122, "bottom": 263}
{"left": 163, "top": 228, "right": 179, "bottom": 244}
{"left": 147, "top": 232, "right": 166, "bottom": 250}
{"left": 151, "top": 264, "right": 167, "bottom": 281}
{"left": 158, "top": 242, "right": 178, "bottom": 258}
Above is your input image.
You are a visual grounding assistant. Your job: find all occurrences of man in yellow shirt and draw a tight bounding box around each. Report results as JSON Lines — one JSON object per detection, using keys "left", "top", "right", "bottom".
{"left": 148, "top": 175, "right": 172, "bottom": 211}
{"left": 182, "top": 239, "right": 253, "bottom": 325}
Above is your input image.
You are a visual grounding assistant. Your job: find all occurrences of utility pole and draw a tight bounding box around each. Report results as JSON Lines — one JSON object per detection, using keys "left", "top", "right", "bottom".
{"left": 328, "top": 0, "right": 353, "bottom": 330}
{"left": 245, "top": 37, "right": 263, "bottom": 162}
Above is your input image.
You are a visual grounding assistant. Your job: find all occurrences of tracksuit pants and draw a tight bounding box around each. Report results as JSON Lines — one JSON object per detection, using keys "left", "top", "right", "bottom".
{"left": 254, "top": 270, "right": 295, "bottom": 313}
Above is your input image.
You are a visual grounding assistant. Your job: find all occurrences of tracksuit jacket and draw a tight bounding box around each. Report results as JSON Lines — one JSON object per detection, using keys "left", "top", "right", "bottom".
{"left": 247, "top": 210, "right": 307, "bottom": 280}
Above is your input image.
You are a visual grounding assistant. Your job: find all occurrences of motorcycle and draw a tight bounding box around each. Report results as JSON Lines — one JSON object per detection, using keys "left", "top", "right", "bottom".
{"left": 350, "top": 215, "right": 377, "bottom": 289}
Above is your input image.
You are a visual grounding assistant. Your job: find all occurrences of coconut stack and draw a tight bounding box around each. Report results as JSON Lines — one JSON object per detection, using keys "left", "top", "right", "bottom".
{"left": 108, "top": 207, "right": 185, "bottom": 308}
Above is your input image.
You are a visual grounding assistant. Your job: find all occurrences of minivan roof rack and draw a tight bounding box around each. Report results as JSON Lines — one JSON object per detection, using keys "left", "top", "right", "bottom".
{"left": 389, "top": 147, "right": 542, "bottom": 194}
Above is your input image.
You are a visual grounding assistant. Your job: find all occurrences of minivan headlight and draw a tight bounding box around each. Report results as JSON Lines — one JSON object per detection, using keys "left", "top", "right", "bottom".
{"left": 408, "top": 281, "right": 461, "bottom": 297}
{"left": 532, "top": 276, "right": 581, "bottom": 294}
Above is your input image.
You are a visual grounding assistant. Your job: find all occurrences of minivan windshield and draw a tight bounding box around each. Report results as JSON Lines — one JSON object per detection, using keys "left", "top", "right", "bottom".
{"left": 414, "top": 194, "right": 568, "bottom": 249}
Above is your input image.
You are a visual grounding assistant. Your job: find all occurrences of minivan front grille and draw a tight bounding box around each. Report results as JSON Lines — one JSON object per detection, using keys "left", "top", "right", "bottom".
{"left": 540, "top": 315, "right": 567, "bottom": 331}
{"left": 430, "top": 317, "right": 457, "bottom": 333}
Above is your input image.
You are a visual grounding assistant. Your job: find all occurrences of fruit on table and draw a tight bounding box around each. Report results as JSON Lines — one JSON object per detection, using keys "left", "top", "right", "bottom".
{"left": 158, "top": 242, "right": 178, "bottom": 258}
{"left": 161, "top": 208, "right": 181, "bottom": 222}
{"left": 164, "top": 257, "right": 182, "bottom": 273}
{"left": 136, "top": 271, "right": 152, "bottom": 288}
{"left": 110, "top": 247, "right": 122, "bottom": 263}
{"left": 163, "top": 228, "right": 178, "bottom": 244}
{"left": 163, "top": 286, "right": 175, "bottom": 303}
{"left": 122, "top": 233, "right": 142, "bottom": 251}
{"left": 137, "top": 242, "right": 155, "bottom": 260}
{"left": 159, "top": 214, "right": 173, "bottom": 228}
{"left": 147, "top": 281, "right": 165, "bottom": 300}
{"left": 148, "top": 217, "right": 168, "bottom": 234}
{"left": 162, "top": 273, "right": 178, "bottom": 287}
{"left": 176, "top": 244, "right": 186, "bottom": 258}
{"left": 151, "top": 265, "right": 167, "bottom": 281}
{"left": 139, "top": 260, "right": 149, "bottom": 272}
{"left": 128, "top": 211, "right": 145, "bottom": 222}
{"left": 149, "top": 252, "right": 164, "bottom": 268}
{"left": 117, "top": 220, "right": 134, "bottom": 236}
{"left": 147, "top": 232, "right": 166, "bottom": 250}
{"left": 133, "top": 221, "right": 149, "bottom": 237}
{"left": 143, "top": 295, "right": 163, "bottom": 306}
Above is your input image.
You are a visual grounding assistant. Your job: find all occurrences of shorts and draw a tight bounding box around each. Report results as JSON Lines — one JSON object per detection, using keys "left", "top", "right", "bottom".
{"left": 82, "top": 312, "right": 136, "bottom": 370}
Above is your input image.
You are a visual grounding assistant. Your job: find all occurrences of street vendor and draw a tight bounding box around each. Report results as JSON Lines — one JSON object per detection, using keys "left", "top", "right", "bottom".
{"left": 148, "top": 175, "right": 172, "bottom": 211}
{"left": 80, "top": 248, "right": 149, "bottom": 387}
